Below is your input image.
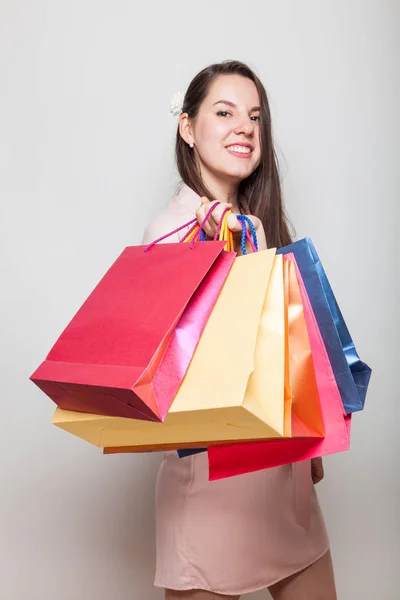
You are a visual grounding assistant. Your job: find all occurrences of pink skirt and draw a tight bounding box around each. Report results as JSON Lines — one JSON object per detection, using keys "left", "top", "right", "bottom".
{"left": 154, "top": 451, "right": 330, "bottom": 596}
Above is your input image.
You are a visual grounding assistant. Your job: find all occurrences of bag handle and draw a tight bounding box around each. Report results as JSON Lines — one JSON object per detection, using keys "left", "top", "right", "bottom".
{"left": 144, "top": 218, "right": 197, "bottom": 252}
{"left": 183, "top": 210, "right": 258, "bottom": 255}
{"left": 145, "top": 202, "right": 258, "bottom": 255}
{"left": 183, "top": 202, "right": 223, "bottom": 249}
{"left": 237, "top": 215, "right": 258, "bottom": 254}
{"left": 144, "top": 202, "right": 221, "bottom": 252}
{"left": 182, "top": 206, "right": 234, "bottom": 251}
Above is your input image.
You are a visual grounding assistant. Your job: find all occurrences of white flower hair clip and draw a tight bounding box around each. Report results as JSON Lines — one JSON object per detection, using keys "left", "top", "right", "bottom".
{"left": 170, "top": 91, "right": 184, "bottom": 116}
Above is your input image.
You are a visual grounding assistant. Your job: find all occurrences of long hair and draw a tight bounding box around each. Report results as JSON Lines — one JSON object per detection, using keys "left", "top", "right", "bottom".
{"left": 175, "top": 60, "right": 293, "bottom": 248}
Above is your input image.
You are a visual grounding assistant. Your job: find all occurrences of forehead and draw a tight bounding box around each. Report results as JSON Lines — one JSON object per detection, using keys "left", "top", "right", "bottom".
{"left": 204, "top": 74, "right": 260, "bottom": 107}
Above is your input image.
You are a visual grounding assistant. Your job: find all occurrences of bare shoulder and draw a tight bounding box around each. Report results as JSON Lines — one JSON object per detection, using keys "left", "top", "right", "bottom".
{"left": 141, "top": 205, "right": 195, "bottom": 245}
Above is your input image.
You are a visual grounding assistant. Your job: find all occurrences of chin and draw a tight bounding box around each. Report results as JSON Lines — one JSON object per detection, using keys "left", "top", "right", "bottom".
{"left": 220, "top": 158, "right": 259, "bottom": 181}
{"left": 223, "top": 166, "right": 256, "bottom": 181}
{"left": 203, "top": 155, "right": 258, "bottom": 184}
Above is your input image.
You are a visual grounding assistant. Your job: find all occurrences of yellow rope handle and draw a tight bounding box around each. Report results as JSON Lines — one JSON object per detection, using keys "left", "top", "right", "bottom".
{"left": 183, "top": 226, "right": 200, "bottom": 243}
{"left": 219, "top": 211, "right": 235, "bottom": 252}
{"left": 182, "top": 210, "right": 235, "bottom": 252}
{"left": 219, "top": 213, "right": 227, "bottom": 243}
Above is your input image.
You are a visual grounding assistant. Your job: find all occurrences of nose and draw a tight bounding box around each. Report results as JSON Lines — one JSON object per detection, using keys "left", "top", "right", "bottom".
{"left": 234, "top": 114, "right": 255, "bottom": 136}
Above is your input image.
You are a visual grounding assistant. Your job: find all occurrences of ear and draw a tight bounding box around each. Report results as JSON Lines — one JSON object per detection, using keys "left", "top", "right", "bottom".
{"left": 179, "top": 113, "right": 194, "bottom": 146}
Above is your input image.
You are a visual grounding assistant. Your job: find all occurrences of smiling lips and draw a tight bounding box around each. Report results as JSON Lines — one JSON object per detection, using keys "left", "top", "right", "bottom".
{"left": 226, "top": 144, "right": 253, "bottom": 158}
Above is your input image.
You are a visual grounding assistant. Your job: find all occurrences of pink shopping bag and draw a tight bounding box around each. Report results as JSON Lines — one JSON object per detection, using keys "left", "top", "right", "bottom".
{"left": 208, "top": 253, "right": 351, "bottom": 480}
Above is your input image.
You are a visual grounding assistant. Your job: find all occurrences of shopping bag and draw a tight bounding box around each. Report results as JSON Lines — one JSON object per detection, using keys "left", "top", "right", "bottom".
{"left": 150, "top": 250, "right": 236, "bottom": 418}
{"left": 282, "top": 256, "right": 325, "bottom": 438}
{"left": 277, "top": 238, "right": 371, "bottom": 413}
{"left": 208, "top": 253, "right": 351, "bottom": 480}
{"left": 31, "top": 240, "right": 230, "bottom": 422}
{"left": 51, "top": 248, "right": 290, "bottom": 449}
{"left": 177, "top": 252, "right": 326, "bottom": 458}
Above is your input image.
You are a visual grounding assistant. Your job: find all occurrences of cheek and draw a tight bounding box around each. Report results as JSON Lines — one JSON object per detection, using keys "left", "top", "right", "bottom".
{"left": 253, "top": 137, "right": 262, "bottom": 162}
{"left": 197, "top": 120, "right": 231, "bottom": 148}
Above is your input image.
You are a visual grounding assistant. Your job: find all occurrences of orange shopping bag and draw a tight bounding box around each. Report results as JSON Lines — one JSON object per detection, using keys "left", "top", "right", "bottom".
{"left": 283, "top": 256, "right": 325, "bottom": 438}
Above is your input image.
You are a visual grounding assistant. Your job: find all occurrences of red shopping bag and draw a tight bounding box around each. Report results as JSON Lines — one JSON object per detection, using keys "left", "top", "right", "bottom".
{"left": 208, "top": 253, "right": 351, "bottom": 480}
{"left": 31, "top": 240, "right": 231, "bottom": 422}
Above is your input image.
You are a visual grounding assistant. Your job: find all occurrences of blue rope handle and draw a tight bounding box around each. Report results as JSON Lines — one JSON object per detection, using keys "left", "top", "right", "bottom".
{"left": 195, "top": 213, "right": 258, "bottom": 254}
{"left": 237, "top": 215, "right": 258, "bottom": 255}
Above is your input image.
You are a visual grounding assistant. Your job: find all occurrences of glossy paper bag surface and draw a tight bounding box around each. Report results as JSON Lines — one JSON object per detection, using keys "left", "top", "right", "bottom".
{"left": 178, "top": 254, "right": 325, "bottom": 459}
{"left": 284, "top": 257, "right": 324, "bottom": 438}
{"left": 31, "top": 242, "right": 228, "bottom": 421}
{"left": 278, "top": 239, "right": 371, "bottom": 413}
{"left": 208, "top": 255, "right": 350, "bottom": 480}
{"left": 52, "top": 249, "right": 290, "bottom": 449}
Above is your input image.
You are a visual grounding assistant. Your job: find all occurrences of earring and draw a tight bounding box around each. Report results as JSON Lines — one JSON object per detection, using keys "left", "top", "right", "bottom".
{"left": 189, "top": 142, "right": 194, "bottom": 148}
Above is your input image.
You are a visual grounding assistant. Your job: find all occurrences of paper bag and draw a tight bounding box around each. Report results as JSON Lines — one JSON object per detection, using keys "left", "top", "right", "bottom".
{"left": 52, "top": 249, "right": 291, "bottom": 448}
{"left": 278, "top": 239, "right": 371, "bottom": 413}
{"left": 31, "top": 242, "right": 229, "bottom": 421}
{"left": 208, "top": 254, "right": 350, "bottom": 480}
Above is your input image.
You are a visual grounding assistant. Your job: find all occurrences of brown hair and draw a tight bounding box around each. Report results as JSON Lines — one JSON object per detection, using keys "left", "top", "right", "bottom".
{"left": 175, "top": 60, "right": 293, "bottom": 248}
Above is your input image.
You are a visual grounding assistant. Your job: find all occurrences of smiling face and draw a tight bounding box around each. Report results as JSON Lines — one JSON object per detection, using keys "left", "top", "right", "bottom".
{"left": 180, "top": 74, "right": 262, "bottom": 188}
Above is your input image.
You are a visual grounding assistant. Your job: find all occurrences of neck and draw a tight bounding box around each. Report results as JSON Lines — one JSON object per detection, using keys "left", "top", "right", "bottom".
{"left": 201, "top": 169, "right": 240, "bottom": 210}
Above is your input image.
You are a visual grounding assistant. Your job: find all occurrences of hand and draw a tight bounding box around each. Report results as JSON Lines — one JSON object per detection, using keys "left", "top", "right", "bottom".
{"left": 311, "top": 457, "right": 324, "bottom": 485}
{"left": 196, "top": 197, "right": 266, "bottom": 251}
{"left": 195, "top": 197, "right": 242, "bottom": 238}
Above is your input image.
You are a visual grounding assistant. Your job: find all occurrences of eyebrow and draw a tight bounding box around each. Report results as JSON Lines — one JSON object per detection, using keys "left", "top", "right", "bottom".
{"left": 213, "top": 100, "right": 260, "bottom": 112}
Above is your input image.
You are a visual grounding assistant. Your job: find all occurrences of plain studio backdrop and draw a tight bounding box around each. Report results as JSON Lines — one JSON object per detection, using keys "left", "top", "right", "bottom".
{"left": 1, "top": 1, "right": 398, "bottom": 599}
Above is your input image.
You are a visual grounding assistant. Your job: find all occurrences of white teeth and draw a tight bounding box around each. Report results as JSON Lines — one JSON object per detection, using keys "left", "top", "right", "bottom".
{"left": 227, "top": 145, "right": 251, "bottom": 154}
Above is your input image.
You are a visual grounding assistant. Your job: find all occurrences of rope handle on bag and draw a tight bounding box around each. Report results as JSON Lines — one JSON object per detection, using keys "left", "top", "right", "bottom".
{"left": 144, "top": 202, "right": 222, "bottom": 252}
{"left": 182, "top": 206, "right": 234, "bottom": 251}
{"left": 145, "top": 201, "right": 258, "bottom": 254}
{"left": 181, "top": 204, "right": 232, "bottom": 246}
{"left": 182, "top": 210, "right": 258, "bottom": 254}
{"left": 215, "top": 208, "right": 235, "bottom": 252}
{"left": 180, "top": 202, "right": 231, "bottom": 248}
{"left": 237, "top": 215, "right": 258, "bottom": 254}
{"left": 186, "top": 202, "right": 223, "bottom": 249}
{"left": 144, "top": 218, "right": 197, "bottom": 251}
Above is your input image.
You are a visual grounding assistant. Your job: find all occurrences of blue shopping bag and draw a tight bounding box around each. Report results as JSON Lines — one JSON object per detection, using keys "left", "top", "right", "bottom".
{"left": 277, "top": 238, "right": 371, "bottom": 414}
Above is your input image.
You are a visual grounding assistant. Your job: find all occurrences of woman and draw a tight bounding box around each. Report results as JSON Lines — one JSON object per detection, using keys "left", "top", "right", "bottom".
{"left": 143, "top": 61, "right": 337, "bottom": 600}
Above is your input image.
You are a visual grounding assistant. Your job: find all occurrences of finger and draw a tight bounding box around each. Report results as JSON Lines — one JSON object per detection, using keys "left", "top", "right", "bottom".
{"left": 196, "top": 207, "right": 214, "bottom": 238}
{"left": 197, "top": 201, "right": 233, "bottom": 238}
{"left": 314, "top": 457, "right": 323, "bottom": 474}
{"left": 202, "top": 222, "right": 215, "bottom": 238}
{"left": 312, "top": 466, "right": 324, "bottom": 484}
{"left": 200, "top": 202, "right": 229, "bottom": 234}
{"left": 195, "top": 205, "right": 208, "bottom": 229}
{"left": 312, "top": 468, "right": 321, "bottom": 484}
{"left": 314, "top": 466, "right": 323, "bottom": 479}
{"left": 227, "top": 212, "right": 242, "bottom": 234}
{"left": 210, "top": 204, "right": 232, "bottom": 227}
{"left": 201, "top": 203, "right": 222, "bottom": 236}
{"left": 195, "top": 205, "right": 207, "bottom": 223}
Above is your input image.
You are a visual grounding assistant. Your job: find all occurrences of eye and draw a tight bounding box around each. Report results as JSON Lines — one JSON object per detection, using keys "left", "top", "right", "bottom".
{"left": 216, "top": 110, "right": 231, "bottom": 117}
{"left": 251, "top": 115, "right": 260, "bottom": 122}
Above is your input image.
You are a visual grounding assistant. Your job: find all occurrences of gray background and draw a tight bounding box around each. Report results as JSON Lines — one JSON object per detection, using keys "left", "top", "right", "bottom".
{"left": 1, "top": 1, "right": 398, "bottom": 598}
